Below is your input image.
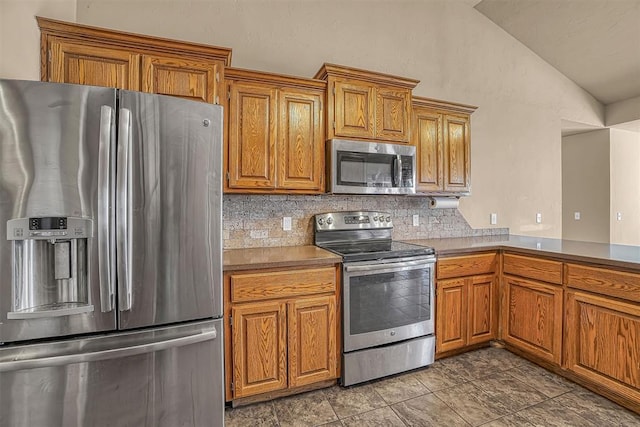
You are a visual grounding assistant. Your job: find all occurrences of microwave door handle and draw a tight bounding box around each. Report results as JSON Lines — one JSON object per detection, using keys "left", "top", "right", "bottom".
{"left": 394, "top": 155, "right": 402, "bottom": 187}
{"left": 116, "top": 107, "right": 132, "bottom": 312}
{"left": 98, "top": 105, "right": 114, "bottom": 313}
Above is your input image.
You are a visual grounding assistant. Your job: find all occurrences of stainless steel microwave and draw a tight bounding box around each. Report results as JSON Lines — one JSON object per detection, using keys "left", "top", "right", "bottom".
{"left": 327, "top": 139, "right": 416, "bottom": 194}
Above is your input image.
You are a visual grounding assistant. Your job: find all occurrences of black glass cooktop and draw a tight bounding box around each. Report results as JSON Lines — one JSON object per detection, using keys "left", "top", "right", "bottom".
{"left": 318, "top": 240, "right": 435, "bottom": 262}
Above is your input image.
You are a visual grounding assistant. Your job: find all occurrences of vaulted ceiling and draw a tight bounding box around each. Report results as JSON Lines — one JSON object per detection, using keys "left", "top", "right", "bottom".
{"left": 475, "top": 0, "right": 640, "bottom": 133}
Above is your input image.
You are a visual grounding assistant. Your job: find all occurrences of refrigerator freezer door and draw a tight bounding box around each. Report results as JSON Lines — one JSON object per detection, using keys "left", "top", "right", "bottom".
{"left": 0, "top": 80, "right": 117, "bottom": 343}
{"left": 117, "top": 91, "right": 223, "bottom": 330}
{"left": 0, "top": 319, "right": 224, "bottom": 427}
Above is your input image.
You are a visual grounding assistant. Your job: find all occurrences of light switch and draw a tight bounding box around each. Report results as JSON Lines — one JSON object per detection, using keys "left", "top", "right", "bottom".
{"left": 412, "top": 214, "right": 419, "bottom": 227}
{"left": 536, "top": 213, "right": 542, "bottom": 224}
{"left": 490, "top": 213, "right": 497, "bottom": 225}
{"left": 574, "top": 212, "right": 581, "bottom": 220}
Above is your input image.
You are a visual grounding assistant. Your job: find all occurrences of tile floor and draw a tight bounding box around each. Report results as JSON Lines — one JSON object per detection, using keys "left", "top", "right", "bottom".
{"left": 224, "top": 347, "right": 640, "bottom": 426}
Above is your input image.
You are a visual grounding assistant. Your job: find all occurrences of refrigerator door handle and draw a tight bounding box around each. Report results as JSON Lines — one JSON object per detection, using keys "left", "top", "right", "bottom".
{"left": 98, "top": 105, "right": 115, "bottom": 313}
{"left": 117, "top": 107, "right": 132, "bottom": 312}
{"left": 0, "top": 328, "right": 217, "bottom": 373}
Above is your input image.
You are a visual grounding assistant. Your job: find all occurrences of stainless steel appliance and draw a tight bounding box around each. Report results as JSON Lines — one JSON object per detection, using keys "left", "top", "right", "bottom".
{"left": 314, "top": 211, "right": 435, "bottom": 386}
{"left": 327, "top": 139, "right": 416, "bottom": 194}
{"left": 0, "top": 80, "right": 224, "bottom": 427}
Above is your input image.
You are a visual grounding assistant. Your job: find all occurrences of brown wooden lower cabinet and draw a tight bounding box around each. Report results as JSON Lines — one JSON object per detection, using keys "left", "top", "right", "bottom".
{"left": 436, "top": 278, "right": 467, "bottom": 353}
{"left": 224, "top": 265, "right": 339, "bottom": 402}
{"left": 287, "top": 296, "right": 337, "bottom": 388}
{"left": 564, "top": 291, "right": 640, "bottom": 406}
{"left": 436, "top": 273, "right": 496, "bottom": 355}
{"left": 468, "top": 274, "right": 496, "bottom": 345}
{"left": 501, "top": 275, "right": 563, "bottom": 365}
{"left": 232, "top": 301, "right": 287, "bottom": 398}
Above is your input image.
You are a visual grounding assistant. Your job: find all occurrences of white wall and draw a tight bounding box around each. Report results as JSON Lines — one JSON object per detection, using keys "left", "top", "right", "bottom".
{"left": 561, "top": 130, "right": 610, "bottom": 243}
{"left": 0, "top": 0, "right": 76, "bottom": 79}
{"left": 2, "top": 0, "right": 605, "bottom": 239}
{"left": 606, "top": 96, "right": 640, "bottom": 126}
{"left": 610, "top": 129, "right": 640, "bottom": 245}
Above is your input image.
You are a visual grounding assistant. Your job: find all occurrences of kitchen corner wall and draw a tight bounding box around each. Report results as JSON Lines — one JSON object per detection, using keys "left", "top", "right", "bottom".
{"left": 71, "top": 0, "right": 603, "bottom": 240}
{"left": 4, "top": 1, "right": 606, "bottom": 240}
{"left": 0, "top": 0, "right": 76, "bottom": 80}
{"left": 223, "top": 195, "right": 508, "bottom": 249}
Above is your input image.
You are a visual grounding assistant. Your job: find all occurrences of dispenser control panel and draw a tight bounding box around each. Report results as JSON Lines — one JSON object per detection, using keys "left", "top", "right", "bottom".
{"left": 29, "top": 217, "right": 67, "bottom": 230}
{"left": 7, "top": 217, "right": 92, "bottom": 240}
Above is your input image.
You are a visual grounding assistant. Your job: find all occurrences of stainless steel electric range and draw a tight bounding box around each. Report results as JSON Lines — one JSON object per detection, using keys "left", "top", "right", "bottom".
{"left": 314, "top": 211, "right": 436, "bottom": 386}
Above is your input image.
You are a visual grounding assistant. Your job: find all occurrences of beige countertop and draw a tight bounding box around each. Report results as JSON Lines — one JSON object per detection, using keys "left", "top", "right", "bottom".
{"left": 405, "top": 234, "right": 640, "bottom": 271}
{"left": 223, "top": 245, "right": 341, "bottom": 271}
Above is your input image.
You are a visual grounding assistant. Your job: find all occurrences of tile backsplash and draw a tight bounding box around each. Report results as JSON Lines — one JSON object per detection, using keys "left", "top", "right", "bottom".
{"left": 223, "top": 195, "right": 508, "bottom": 249}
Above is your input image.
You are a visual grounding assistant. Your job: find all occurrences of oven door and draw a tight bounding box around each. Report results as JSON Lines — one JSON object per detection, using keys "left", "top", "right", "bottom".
{"left": 342, "top": 256, "right": 435, "bottom": 352}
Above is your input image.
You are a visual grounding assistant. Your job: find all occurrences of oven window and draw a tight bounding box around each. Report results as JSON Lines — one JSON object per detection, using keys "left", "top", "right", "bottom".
{"left": 349, "top": 268, "right": 431, "bottom": 335}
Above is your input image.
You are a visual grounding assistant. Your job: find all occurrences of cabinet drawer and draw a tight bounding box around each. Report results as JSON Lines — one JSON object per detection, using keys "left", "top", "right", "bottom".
{"left": 566, "top": 263, "right": 640, "bottom": 303}
{"left": 503, "top": 253, "right": 562, "bottom": 285}
{"left": 230, "top": 267, "right": 336, "bottom": 303}
{"left": 437, "top": 253, "right": 497, "bottom": 279}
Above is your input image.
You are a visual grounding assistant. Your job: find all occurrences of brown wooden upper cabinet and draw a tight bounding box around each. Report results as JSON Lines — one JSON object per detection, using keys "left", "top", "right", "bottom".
{"left": 314, "top": 64, "right": 418, "bottom": 144}
{"left": 412, "top": 97, "right": 476, "bottom": 194}
{"left": 38, "top": 17, "right": 231, "bottom": 104}
{"left": 224, "top": 68, "right": 326, "bottom": 194}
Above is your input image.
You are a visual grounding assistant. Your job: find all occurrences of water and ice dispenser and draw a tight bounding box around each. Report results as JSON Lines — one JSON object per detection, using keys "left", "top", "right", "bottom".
{"left": 6, "top": 217, "right": 94, "bottom": 319}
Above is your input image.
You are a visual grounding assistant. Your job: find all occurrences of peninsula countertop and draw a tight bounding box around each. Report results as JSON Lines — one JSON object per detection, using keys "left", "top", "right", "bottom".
{"left": 405, "top": 234, "right": 640, "bottom": 271}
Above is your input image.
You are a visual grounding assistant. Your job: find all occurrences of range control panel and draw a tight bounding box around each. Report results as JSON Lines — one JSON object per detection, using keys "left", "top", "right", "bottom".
{"left": 315, "top": 211, "right": 392, "bottom": 231}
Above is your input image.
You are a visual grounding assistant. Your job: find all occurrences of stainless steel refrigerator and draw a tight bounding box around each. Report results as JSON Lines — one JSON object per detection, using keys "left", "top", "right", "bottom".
{"left": 0, "top": 79, "right": 224, "bottom": 427}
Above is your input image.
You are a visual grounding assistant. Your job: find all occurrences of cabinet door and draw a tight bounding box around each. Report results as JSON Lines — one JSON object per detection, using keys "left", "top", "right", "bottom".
{"left": 467, "top": 274, "right": 496, "bottom": 346}
{"left": 436, "top": 278, "right": 468, "bottom": 354}
{"left": 141, "top": 54, "right": 219, "bottom": 103}
{"left": 288, "top": 296, "right": 337, "bottom": 388}
{"left": 48, "top": 37, "right": 140, "bottom": 90}
{"left": 232, "top": 301, "right": 287, "bottom": 398}
{"left": 376, "top": 87, "right": 411, "bottom": 142}
{"left": 227, "top": 82, "right": 277, "bottom": 189}
{"left": 333, "top": 80, "right": 375, "bottom": 139}
{"left": 565, "top": 291, "right": 640, "bottom": 403}
{"left": 278, "top": 88, "right": 324, "bottom": 191}
{"left": 502, "top": 276, "right": 563, "bottom": 365}
{"left": 443, "top": 114, "right": 470, "bottom": 192}
{"left": 413, "top": 108, "right": 443, "bottom": 192}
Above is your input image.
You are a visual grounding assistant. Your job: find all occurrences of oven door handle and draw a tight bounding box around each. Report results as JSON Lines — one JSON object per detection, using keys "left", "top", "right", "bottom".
{"left": 345, "top": 259, "right": 434, "bottom": 274}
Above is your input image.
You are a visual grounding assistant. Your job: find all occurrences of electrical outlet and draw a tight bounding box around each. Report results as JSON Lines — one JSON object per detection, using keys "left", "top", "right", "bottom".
{"left": 536, "top": 213, "right": 542, "bottom": 224}
{"left": 617, "top": 212, "right": 623, "bottom": 221}
{"left": 574, "top": 212, "right": 581, "bottom": 220}
{"left": 283, "top": 217, "right": 292, "bottom": 231}
{"left": 490, "top": 213, "right": 497, "bottom": 225}
{"left": 412, "top": 214, "right": 420, "bottom": 227}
